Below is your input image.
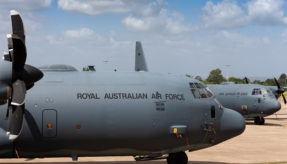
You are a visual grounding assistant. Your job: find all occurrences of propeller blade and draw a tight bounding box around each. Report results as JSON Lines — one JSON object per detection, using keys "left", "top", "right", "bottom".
{"left": 11, "top": 34, "right": 26, "bottom": 71}
{"left": 7, "top": 34, "right": 13, "bottom": 50}
{"left": 11, "top": 80, "right": 26, "bottom": 106}
{"left": 274, "top": 77, "right": 285, "bottom": 96}
{"left": 1, "top": 10, "right": 43, "bottom": 141}
{"left": 244, "top": 77, "right": 249, "bottom": 84}
{"left": 274, "top": 78, "right": 281, "bottom": 89}
{"left": 10, "top": 10, "right": 25, "bottom": 42}
{"left": 8, "top": 49, "right": 14, "bottom": 62}
{"left": 7, "top": 105, "right": 25, "bottom": 140}
{"left": 283, "top": 94, "right": 287, "bottom": 104}
{"left": 3, "top": 51, "right": 11, "bottom": 61}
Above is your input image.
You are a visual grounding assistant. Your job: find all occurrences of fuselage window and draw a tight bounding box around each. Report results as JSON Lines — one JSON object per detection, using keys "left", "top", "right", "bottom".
{"left": 252, "top": 88, "right": 262, "bottom": 95}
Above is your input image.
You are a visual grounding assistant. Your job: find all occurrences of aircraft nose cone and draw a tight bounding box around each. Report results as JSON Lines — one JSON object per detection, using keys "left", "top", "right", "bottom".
{"left": 217, "top": 108, "right": 245, "bottom": 142}
{"left": 265, "top": 100, "right": 281, "bottom": 115}
{"left": 273, "top": 100, "right": 281, "bottom": 113}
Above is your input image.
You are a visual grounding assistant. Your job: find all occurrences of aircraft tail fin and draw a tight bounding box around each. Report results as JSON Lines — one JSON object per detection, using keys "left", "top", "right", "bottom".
{"left": 135, "top": 41, "right": 148, "bottom": 72}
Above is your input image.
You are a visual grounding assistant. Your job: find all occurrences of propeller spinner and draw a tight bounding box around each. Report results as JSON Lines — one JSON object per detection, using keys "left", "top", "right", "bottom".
{"left": 274, "top": 78, "right": 286, "bottom": 104}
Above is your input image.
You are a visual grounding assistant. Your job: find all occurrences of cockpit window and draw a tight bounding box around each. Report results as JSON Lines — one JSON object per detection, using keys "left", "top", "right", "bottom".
{"left": 206, "top": 87, "right": 214, "bottom": 97}
{"left": 190, "top": 83, "right": 201, "bottom": 98}
{"left": 252, "top": 88, "right": 262, "bottom": 95}
{"left": 261, "top": 89, "right": 267, "bottom": 95}
{"left": 189, "top": 82, "right": 214, "bottom": 99}
{"left": 195, "top": 83, "right": 203, "bottom": 88}
{"left": 266, "top": 89, "right": 276, "bottom": 98}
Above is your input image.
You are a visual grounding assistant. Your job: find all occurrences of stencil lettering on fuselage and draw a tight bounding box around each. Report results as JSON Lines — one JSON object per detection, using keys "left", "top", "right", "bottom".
{"left": 219, "top": 92, "right": 248, "bottom": 96}
{"left": 76, "top": 92, "right": 185, "bottom": 101}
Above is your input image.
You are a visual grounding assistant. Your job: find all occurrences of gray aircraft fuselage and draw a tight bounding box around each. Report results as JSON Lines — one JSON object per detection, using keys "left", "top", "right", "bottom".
{"left": 208, "top": 83, "right": 281, "bottom": 119}
{"left": 0, "top": 10, "right": 245, "bottom": 163}
{"left": 133, "top": 41, "right": 281, "bottom": 125}
{"left": 0, "top": 71, "right": 245, "bottom": 158}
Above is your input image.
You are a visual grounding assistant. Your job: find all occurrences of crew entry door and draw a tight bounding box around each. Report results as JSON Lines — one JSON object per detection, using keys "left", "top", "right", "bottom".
{"left": 42, "top": 109, "right": 57, "bottom": 138}
{"left": 189, "top": 82, "right": 216, "bottom": 143}
{"left": 252, "top": 88, "right": 262, "bottom": 111}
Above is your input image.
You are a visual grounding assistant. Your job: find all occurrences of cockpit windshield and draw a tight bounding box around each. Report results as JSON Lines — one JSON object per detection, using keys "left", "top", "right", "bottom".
{"left": 261, "top": 89, "right": 268, "bottom": 95}
{"left": 189, "top": 82, "right": 214, "bottom": 99}
{"left": 252, "top": 88, "right": 271, "bottom": 96}
{"left": 267, "top": 89, "right": 273, "bottom": 95}
{"left": 252, "top": 88, "right": 262, "bottom": 95}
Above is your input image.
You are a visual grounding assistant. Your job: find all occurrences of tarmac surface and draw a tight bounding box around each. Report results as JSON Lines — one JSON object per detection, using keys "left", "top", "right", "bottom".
{"left": 1, "top": 99, "right": 287, "bottom": 164}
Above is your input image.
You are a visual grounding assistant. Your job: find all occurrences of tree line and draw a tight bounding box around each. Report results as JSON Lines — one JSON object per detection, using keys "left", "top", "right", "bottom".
{"left": 194, "top": 68, "right": 287, "bottom": 86}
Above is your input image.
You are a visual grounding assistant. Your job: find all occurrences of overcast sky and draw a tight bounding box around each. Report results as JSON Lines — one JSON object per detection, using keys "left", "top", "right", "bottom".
{"left": 0, "top": 0, "right": 286, "bottom": 78}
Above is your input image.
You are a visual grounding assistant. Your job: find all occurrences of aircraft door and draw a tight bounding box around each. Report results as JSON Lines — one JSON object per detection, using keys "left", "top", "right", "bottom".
{"left": 252, "top": 88, "right": 262, "bottom": 112}
{"left": 202, "top": 103, "right": 217, "bottom": 144}
{"left": 42, "top": 109, "right": 57, "bottom": 138}
{"left": 189, "top": 82, "right": 218, "bottom": 143}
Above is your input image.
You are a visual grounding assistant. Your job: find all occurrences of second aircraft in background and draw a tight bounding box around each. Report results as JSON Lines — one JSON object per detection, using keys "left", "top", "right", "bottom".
{"left": 135, "top": 42, "right": 284, "bottom": 125}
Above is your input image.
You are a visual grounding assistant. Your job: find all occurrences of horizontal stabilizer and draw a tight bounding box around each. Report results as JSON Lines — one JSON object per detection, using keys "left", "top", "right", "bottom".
{"left": 135, "top": 41, "right": 148, "bottom": 72}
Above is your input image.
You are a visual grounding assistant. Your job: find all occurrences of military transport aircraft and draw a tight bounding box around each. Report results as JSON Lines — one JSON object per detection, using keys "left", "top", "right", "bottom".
{"left": 135, "top": 42, "right": 283, "bottom": 125}
{"left": 208, "top": 82, "right": 283, "bottom": 125}
{"left": 0, "top": 11, "right": 245, "bottom": 164}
